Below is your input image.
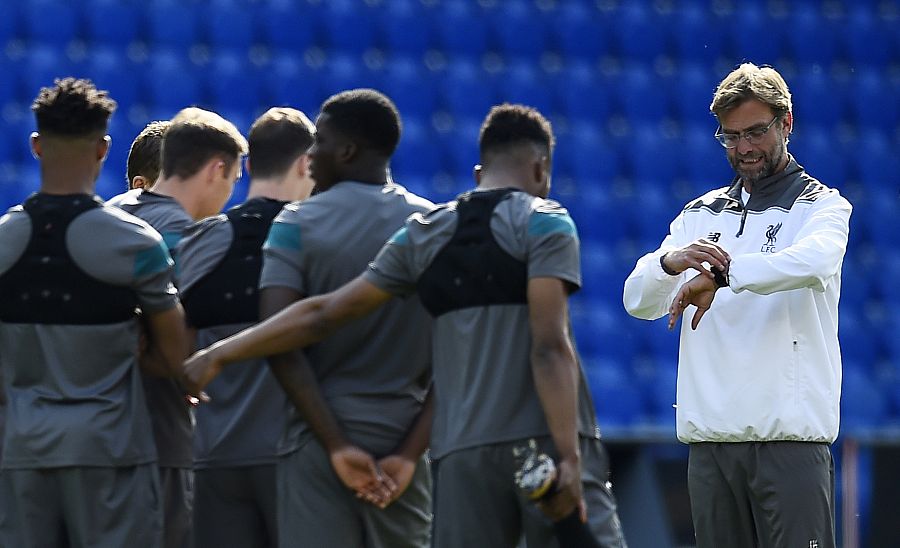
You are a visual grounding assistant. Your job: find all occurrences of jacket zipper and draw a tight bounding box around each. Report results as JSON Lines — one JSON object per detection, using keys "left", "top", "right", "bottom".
{"left": 736, "top": 207, "right": 748, "bottom": 238}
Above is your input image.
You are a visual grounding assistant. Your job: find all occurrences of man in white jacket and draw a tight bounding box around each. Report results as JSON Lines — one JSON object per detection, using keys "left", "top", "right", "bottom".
{"left": 624, "top": 63, "right": 851, "bottom": 548}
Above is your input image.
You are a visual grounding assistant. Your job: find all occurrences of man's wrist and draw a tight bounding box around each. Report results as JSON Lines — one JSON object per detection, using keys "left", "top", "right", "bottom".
{"left": 660, "top": 253, "right": 679, "bottom": 276}
{"left": 713, "top": 267, "right": 729, "bottom": 288}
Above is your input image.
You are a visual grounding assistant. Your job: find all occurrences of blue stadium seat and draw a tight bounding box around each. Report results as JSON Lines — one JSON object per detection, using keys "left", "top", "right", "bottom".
{"left": 83, "top": 0, "right": 140, "bottom": 47}
{"left": 381, "top": 56, "right": 439, "bottom": 120}
{"left": 0, "top": 3, "right": 19, "bottom": 45}
{"left": 264, "top": 53, "right": 322, "bottom": 114}
{"left": 319, "top": 52, "right": 383, "bottom": 101}
{"left": 840, "top": 309, "right": 879, "bottom": 367}
{"left": 145, "top": 0, "right": 199, "bottom": 50}
{"left": 790, "top": 126, "right": 849, "bottom": 188}
{"left": 321, "top": 0, "right": 377, "bottom": 54}
{"left": 0, "top": 57, "right": 19, "bottom": 107}
{"left": 20, "top": 47, "right": 82, "bottom": 105}
{"left": 436, "top": 116, "right": 480, "bottom": 181}
{"left": 392, "top": 116, "right": 443, "bottom": 183}
{"left": 432, "top": 0, "right": 487, "bottom": 59}
{"left": 378, "top": 0, "right": 434, "bottom": 55}
{"left": 839, "top": 253, "right": 871, "bottom": 308}
{"left": 791, "top": 68, "right": 846, "bottom": 129}
{"left": 855, "top": 132, "right": 900, "bottom": 190}
{"left": 578, "top": 244, "right": 631, "bottom": 309}
{"left": 671, "top": 63, "right": 718, "bottom": 123}
{"left": 583, "top": 358, "right": 646, "bottom": 429}
{"left": 204, "top": 1, "right": 255, "bottom": 53}
{"left": 564, "top": 180, "right": 625, "bottom": 245}
{"left": 727, "top": 3, "right": 785, "bottom": 64}
{"left": 786, "top": 3, "right": 840, "bottom": 67}
{"left": 615, "top": 64, "right": 671, "bottom": 124}
{"left": 496, "top": 60, "right": 553, "bottom": 116}
{"left": 678, "top": 123, "right": 733, "bottom": 194}
{"left": 438, "top": 59, "right": 497, "bottom": 120}
{"left": 643, "top": 354, "right": 678, "bottom": 429}
{"left": 145, "top": 49, "right": 203, "bottom": 112}
{"left": 23, "top": 0, "right": 79, "bottom": 46}
{"left": 882, "top": 250, "right": 900, "bottom": 304}
{"left": 843, "top": 6, "right": 893, "bottom": 68}
{"left": 98, "top": 117, "right": 134, "bottom": 197}
{"left": 628, "top": 183, "right": 677, "bottom": 244}
{"left": 207, "top": 52, "right": 262, "bottom": 113}
{"left": 670, "top": 2, "right": 725, "bottom": 64}
{"left": 611, "top": 3, "right": 669, "bottom": 61}
{"left": 842, "top": 366, "right": 888, "bottom": 433}
{"left": 488, "top": 0, "right": 549, "bottom": 59}
{"left": 257, "top": 0, "right": 318, "bottom": 53}
{"left": 555, "top": 122, "right": 619, "bottom": 186}
{"left": 555, "top": 61, "right": 612, "bottom": 125}
{"left": 551, "top": 2, "right": 607, "bottom": 61}
{"left": 83, "top": 46, "right": 142, "bottom": 110}
{"left": 2, "top": 113, "right": 35, "bottom": 167}
{"left": 849, "top": 68, "right": 900, "bottom": 134}
{"left": 629, "top": 124, "right": 680, "bottom": 189}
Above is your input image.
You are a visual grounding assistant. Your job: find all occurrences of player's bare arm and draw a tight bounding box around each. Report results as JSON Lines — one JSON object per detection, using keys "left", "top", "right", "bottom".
{"left": 668, "top": 273, "right": 720, "bottom": 331}
{"left": 376, "top": 387, "right": 434, "bottom": 506}
{"left": 527, "top": 276, "right": 585, "bottom": 523}
{"left": 184, "top": 276, "right": 393, "bottom": 390}
{"left": 141, "top": 304, "right": 190, "bottom": 378}
{"left": 661, "top": 238, "right": 731, "bottom": 279}
{"left": 260, "top": 286, "right": 395, "bottom": 506}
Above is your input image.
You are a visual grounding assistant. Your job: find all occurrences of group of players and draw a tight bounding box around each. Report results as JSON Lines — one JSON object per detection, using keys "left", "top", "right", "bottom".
{"left": 0, "top": 78, "right": 625, "bottom": 548}
{"left": 0, "top": 58, "right": 851, "bottom": 548}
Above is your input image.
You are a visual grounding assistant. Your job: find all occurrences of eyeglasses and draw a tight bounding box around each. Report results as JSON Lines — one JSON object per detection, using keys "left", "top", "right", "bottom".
{"left": 714, "top": 116, "right": 780, "bottom": 148}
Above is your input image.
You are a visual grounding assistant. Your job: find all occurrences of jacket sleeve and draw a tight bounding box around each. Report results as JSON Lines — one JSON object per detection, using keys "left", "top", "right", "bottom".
{"left": 623, "top": 211, "right": 689, "bottom": 320}
{"left": 728, "top": 191, "right": 851, "bottom": 295}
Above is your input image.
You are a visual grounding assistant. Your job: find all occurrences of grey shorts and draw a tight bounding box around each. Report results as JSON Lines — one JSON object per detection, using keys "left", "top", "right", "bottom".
{"left": 0, "top": 464, "right": 162, "bottom": 548}
{"left": 432, "top": 436, "right": 626, "bottom": 548}
{"left": 277, "top": 438, "right": 432, "bottom": 548}
{"left": 688, "top": 441, "right": 835, "bottom": 548}
{"left": 193, "top": 465, "right": 277, "bottom": 548}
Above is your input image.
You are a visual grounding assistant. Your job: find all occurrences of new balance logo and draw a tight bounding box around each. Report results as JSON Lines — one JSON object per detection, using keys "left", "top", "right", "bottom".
{"left": 809, "top": 540, "right": 818, "bottom": 548}
{"left": 760, "top": 222, "right": 782, "bottom": 253}
{"left": 706, "top": 232, "right": 721, "bottom": 243}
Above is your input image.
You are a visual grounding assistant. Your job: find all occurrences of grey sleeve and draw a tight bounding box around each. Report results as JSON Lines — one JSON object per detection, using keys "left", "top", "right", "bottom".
{"left": 133, "top": 240, "right": 180, "bottom": 314}
{"left": 177, "top": 215, "right": 232, "bottom": 295}
{"left": 259, "top": 210, "right": 306, "bottom": 293}
{"left": 526, "top": 202, "right": 582, "bottom": 290}
{"left": 364, "top": 225, "right": 418, "bottom": 297}
{"left": 70, "top": 207, "right": 178, "bottom": 314}
{"left": 0, "top": 207, "right": 31, "bottom": 276}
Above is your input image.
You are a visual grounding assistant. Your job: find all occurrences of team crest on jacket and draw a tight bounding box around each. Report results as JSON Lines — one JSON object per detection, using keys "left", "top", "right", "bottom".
{"left": 761, "top": 222, "right": 782, "bottom": 253}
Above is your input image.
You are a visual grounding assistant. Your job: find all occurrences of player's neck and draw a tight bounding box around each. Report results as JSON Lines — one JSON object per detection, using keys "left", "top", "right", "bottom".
{"left": 246, "top": 176, "right": 313, "bottom": 203}
{"left": 39, "top": 161, "right": 97, "bottom": 195}
{"left": 149, "top": 177, "right": 203, "bottom": 219}
{"left": 477, "top": 170, "right": 531, "bottom": 193}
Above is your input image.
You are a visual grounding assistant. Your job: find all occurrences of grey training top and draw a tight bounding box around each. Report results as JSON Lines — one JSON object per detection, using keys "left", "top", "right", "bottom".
{"left": 177, "top": 211, "right": 291, "bottom": 468}
{"left": 364, "top": 189, "right": 600, "bottom": 459}
{"left": 107, "top": 188, "right": 194, "bottom": 468}
{"left": 0, "top": 196, "right": 177, "bottom": 468}
{"left": 260, "top": 182, "right": 434, "bottom": 457}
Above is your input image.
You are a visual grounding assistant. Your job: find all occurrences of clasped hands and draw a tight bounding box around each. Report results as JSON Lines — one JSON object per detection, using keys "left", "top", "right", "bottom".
{"left": 662, "top": 239, "right": 731, "bottom": 331}
{"left": 329, "top": 445, "right": 416, "bottom": 509}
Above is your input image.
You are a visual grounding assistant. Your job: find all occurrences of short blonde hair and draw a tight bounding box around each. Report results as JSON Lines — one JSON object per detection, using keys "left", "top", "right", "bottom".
{"left": 710, "top": 63, "right": 792, "bottom": 119}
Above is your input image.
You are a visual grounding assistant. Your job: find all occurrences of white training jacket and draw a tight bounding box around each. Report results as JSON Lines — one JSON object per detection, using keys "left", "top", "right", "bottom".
{"left": 624, "top": 157, "right": 852, "bottom": 444}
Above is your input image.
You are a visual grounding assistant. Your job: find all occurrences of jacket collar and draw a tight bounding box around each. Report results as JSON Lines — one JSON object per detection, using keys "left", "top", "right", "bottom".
{"left": 722, "top": 154, "right": 804, "bottom": 206}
